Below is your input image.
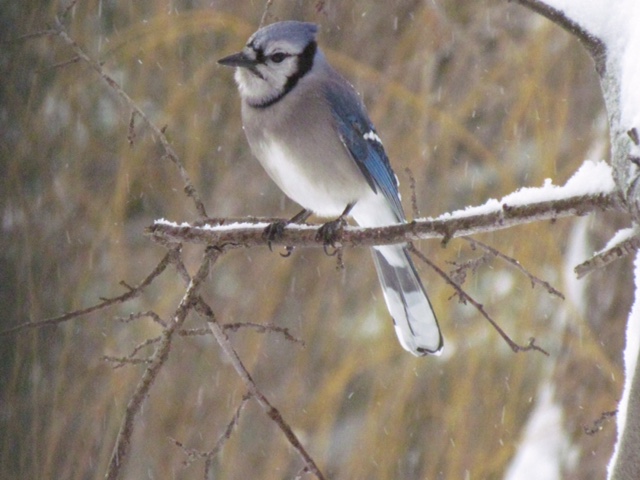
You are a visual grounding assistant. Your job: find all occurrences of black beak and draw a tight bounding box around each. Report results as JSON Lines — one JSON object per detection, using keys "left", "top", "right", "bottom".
{"left": 218, "top": 51, "right": 256, "bottom": 68}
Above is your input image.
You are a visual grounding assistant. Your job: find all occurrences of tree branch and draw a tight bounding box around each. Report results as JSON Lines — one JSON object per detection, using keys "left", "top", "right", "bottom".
{"left": 51, "top": 16, "right": 208, "bottom": 218}
{"left": 511, "top": 0, "right": 606, "bottom": 74}
{"left": 148, "top": 191, "right": 623, "bottom": 250}
{"left": 105, "top": 247, "right": 220, "bottom": 480}
{"left": 464, "top": 237, "right": 564, "bottom": 299}
{"left": 0, "top": 250, "right": 175, "bottom": 337}
{"left": 408, "top": 245, "right": 549, "bottom": 355}
{"left": 575, "top": 234, "right": 640, "bottom": 279}
{"left": 206, "top": 317, "right": 326, "bottom": 479}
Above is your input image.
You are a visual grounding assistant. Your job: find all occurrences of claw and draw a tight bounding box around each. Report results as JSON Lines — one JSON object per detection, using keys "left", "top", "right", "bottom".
{"left": 280, "top": 246, "right": 295, "bottom": 257}
{"left": 315, "top": 202, "right": 354, "bottom": 249}
{"left": 323, "top": 244, "right": 339, "bottom": 256}
{"left": 315, "top": 216, "right": 346, "bottom": 248}
{"left": 263, "top": 208, "right": 313, "bottom": 255}
{"left": 262, "top": 220, "right": 288, "bottom": 252}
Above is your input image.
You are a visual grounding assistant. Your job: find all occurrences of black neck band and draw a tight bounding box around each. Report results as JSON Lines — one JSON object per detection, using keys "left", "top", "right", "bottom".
{"left": 250, "top": 41, "right": 317, "bottom": 110}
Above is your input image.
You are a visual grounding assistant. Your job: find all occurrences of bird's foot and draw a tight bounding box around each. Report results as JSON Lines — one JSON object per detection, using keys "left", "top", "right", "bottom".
{"left": 316, "top": 217, "right": 347, "bottom": 255}
{"left": 263, "top": 209, "right": 312, "bottom": 255}
{"left": 315, "top": 203, "right": 354, "bottom": 255}
{"left": 262, "top": 220, "right": 288, "bottom": 252}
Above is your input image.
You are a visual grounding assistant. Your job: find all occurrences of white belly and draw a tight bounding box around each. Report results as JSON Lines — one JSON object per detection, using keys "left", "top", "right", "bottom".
{"left": 256, "top": 138, "right": 357, "bottom": 217}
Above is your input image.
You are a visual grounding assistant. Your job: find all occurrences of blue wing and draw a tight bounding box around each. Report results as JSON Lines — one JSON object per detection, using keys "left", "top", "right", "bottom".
{"left": 324, "top": 83, "right": 405, "bottom": 221}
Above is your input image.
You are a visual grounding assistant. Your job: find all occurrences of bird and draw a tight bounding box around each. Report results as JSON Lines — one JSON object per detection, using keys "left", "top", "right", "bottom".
{"left": 218, "top": 21, "right": 443, "bottom": 356}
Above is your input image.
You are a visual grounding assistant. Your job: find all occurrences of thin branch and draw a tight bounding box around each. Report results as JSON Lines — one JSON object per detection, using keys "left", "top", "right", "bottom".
{"left": 51, "top": 17, "right": 207, "bottom": 218}
{"left": 3, "top": 29, "right": 58, "bottom": 43}
{"left": 447, "top": 251, "right": 493, "bottom": 286}
{"left": 61, "top": 0, "right": 79, "bottom": 19}
{"left": 408, "top": 244, "right": 549, "bottom": 356}
{"left": 154, "top": 249, "right": 317, "bottom": 474}
{"left": 116, "top": 310, "right": 167, "bottom": 327}
{"left": 206, "top": 316, "right": 326, "bottom": 479}
{"left": 148, "top": 192, "right": 623, "bottom": 250}
{"left": 260, "top": 0, "right": 275, "bottom": 27}
{"left": 511, "top": 0, "right": 607, "bottom": 74}
{"left": 575, "top": 235, "right": 640, "bottom": 279}
{"left": 103, "top": 356, "right": 153, "bottom": 368}
{"left": 203, "top": 393, "right": 251, "bottom": 476}
{"left": 0, "top": 250, "right": 174, "bottom": 337}
{"left": 105, "top": 247, "right": 220, "bottom": 480}
{"left": 404, "top": 167, "right": 421, "bottom": 219}
{"left": 40, "top": 55, "right": 81, "bottom": 72}
{"left": 464, "top": 237, "right": 565, "bottom": 299}
{"left": 171, "top": 393, "right": 251, "bottom": 471}
{"left": 583, "top": 409, "right": 617, "bottom": 435}
{"left": 223, "top": 322, "right": 305, "bottom": 346}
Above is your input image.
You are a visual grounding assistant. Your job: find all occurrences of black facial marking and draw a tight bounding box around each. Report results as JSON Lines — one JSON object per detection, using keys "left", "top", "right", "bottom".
{"left": 251, "top": 41, "right": 318, "bottom": 109}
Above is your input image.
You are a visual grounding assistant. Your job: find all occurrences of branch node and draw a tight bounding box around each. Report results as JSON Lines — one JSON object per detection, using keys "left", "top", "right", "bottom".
{"left": 583, "top": 409, "right": 618, "bottom": 435}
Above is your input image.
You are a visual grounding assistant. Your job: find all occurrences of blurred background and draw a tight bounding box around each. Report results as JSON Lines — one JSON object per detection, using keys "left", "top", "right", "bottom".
{"left": 0, "top": 0, "right": 629, "bottom": 478}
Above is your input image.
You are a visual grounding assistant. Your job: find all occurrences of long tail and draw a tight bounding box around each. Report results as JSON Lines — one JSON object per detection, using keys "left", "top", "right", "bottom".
{"left": 371, "top": 245, "right": 443, "bottom": 356}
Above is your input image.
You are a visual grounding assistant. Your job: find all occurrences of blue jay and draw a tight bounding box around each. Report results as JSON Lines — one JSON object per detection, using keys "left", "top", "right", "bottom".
{"left": 218, "top": 21, "right": 443, "bottom": 356}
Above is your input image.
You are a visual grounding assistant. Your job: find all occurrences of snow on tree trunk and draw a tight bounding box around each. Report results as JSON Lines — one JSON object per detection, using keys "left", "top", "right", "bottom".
{"left": 609, "top": 252, "right": 640, "bottom": 479}
{"left": 513, "top": 1, "right": 640, "bottom": 478}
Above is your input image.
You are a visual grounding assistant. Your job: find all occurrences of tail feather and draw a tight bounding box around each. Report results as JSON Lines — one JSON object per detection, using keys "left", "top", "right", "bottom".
{"left": 371, "top": 245, "right": 443, "bottom": 356}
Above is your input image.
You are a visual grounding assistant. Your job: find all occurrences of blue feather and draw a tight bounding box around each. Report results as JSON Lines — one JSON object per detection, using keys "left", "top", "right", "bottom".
{"left": 324, "top": 85, "right": 405, "bottom": 221}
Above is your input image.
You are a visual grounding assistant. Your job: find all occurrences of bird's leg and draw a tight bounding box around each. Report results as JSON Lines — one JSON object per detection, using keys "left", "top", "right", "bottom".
{"left": 263, "top": 208, "right": 312, "bottom": 254}
{"left": 316, "top": 202, "right": 355, "bottom": 253}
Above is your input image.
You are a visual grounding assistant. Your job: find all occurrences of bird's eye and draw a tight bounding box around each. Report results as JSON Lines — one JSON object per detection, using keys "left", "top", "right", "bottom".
{"left": 270, "top": 52, "right": 287, "bottom": 63}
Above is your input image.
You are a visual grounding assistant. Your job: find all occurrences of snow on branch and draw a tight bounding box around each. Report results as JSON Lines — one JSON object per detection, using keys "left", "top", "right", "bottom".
{"left": 148, "top": 161, "right": 622, "bottom": 249}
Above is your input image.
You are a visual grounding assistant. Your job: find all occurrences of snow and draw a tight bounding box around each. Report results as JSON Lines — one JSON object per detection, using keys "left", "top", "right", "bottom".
{"left": 504, "top": 384, "right": 577, "bottom": 480}
{"left": 564, "top": 217, "right": 591, "bottom": 318}
{"left": 434, "top": 160, "right": 614, "bottom": 221}
{"left": 607, "top": 251, "right": 640, "bottom": 477}
{"left": 599, "top": 226, "right": 639, "bottom": 253}
{"left": 154, "top": 218, "right": 269, "bottom": 231}
{"left": 153, "top": 218, "right": 319, "bottom": 232}
{"left": 546, "top": 0, "right": 640, "bottom": 142}
{"left": 538, "top": 2, "right": 640, "bottom": 475}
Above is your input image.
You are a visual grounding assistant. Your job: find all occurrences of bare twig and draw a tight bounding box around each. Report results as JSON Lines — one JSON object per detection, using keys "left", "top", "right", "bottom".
{"left": 206, "top": 316, "right": 326, "bottom": 479}
{"left": 104, "top": 335, "right": 163, "bottom": 367}
{"left": 464, "top": 238, "right": 565, "bottom": 299}
{"left": 105, "top": 247, "right": 220, "bottom": 480}
{"left": 294, "top": 465, "right": 312, "bottom": 480}
{"left": 3, "top": 29, "right": 57, "bottom": 43}
{"left": 171, "top": 393, "right": 251, "bottom": 471}
{"left": 157, "top": 248, "right": 318, "bottom": 475}
{"left": 575, "top": 234, "right": 640, "bottom": 279}
{"left": 52, "top": 17, "right": 208, "bottom": 218}
{"left": 447, "top": 251, "right": 493, "bottom": 286}
{"left": 511, "top": 0, "right": 606, "bottom": 74}
{"left": 203, "top": 393, "right": 251, "bottom": 476}
{"left": 127, "top": 110, "right": 137, "bottom": 147}
{"left": 223, "top": 322, "right": 305, "bottom": 345}
{"left": 260, "top": 0, "right": 275, "bottom": 27}
{"left": 407, "top": 244, "right": 549, "bottom": 356}
{"left": 61, "top": 0, "right": 79, "bottom": 19}
{"left": 41, "top": 55, "right": 81, "bottom": 71}
{"left": 583, "top": 409, "right": 617, "bottom": 435}
{"left": 405, "top": 167, "right": 421, "bottom": 219}
{"left": 148, "top": 323, "right": 306, "bottom": 346}
{"left": 103, "top": 356, "right": 153, "bottom": 368}
{"left": 0, "top": 251, "right": 174, "bottom": 337}
{"left": 117, "top": 310, "right": 167, "bottom": 327}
